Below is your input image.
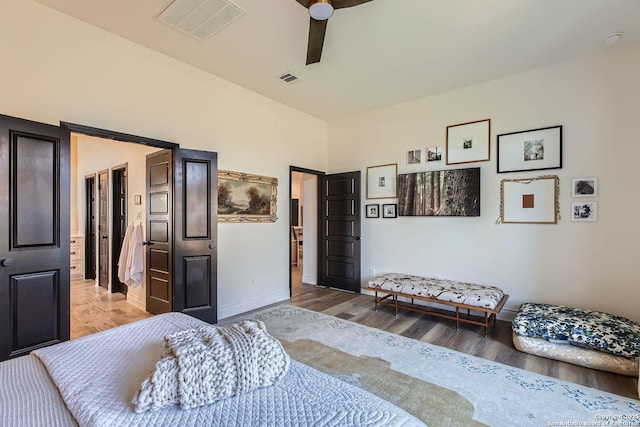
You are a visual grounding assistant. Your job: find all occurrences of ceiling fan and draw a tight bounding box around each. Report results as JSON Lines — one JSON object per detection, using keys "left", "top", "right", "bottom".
{"left": 295, "top": 0, "right": 373, "bottom": 65}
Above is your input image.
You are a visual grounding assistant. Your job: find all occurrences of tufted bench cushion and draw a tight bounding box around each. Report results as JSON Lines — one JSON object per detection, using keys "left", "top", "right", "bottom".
{"left": 368, "top": 273, "right": 504, "bottom": 310}
{"left": 512, "top": 303, "right": 640, "bottom": 359}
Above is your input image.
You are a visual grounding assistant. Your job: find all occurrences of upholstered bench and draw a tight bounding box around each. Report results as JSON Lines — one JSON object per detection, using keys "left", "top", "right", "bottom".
{"left": 512, "top": 303, "right": 640, "bottom": 378}
{"left": 364, "top": 273, "right": 509, "bottom": 336}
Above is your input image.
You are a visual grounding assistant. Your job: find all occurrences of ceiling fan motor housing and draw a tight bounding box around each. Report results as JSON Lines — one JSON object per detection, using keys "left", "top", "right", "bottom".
{"left": 309, "top": 0, "right": 334, "bottom": 20}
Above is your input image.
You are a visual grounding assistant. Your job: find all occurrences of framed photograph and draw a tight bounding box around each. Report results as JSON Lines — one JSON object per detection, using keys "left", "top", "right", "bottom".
{"left": 365, "top": 204, "right": 379, "bottom": 218}
{"left": 407, "top": 149, "right": 421, "bottom": 164}
{"left": 446, "top": 119, "right": 491, "bottom": 165}
{"left": 571, "top": 177, "right": 598, "bottom": 197}
{"left": 571, "top": 202, "right": 597, "bottom": 222}
{"left": 426, "top": 146, "right": 442, "bottom": 162}
{"left": 501, "top": 176, "right": 559, "bottom": 224}
{"left": 366, "top": 163, "right": 398, "bottom": 199}
{"left": 218, "top": 170, "right": 278, "bottom": 223}
{"left": 398, "top": 167, "right": 480, "bottom": 216}
{"left": 382, "top": 203, "right": 397, "bottom": 218}
{"left": 497, "top": 125, "right": 562, "bottom": 173}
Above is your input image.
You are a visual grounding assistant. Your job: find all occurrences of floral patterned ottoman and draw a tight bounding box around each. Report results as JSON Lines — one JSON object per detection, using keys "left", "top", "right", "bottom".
{"left": 512, "top": 303, "right": 640, "bottom": 377}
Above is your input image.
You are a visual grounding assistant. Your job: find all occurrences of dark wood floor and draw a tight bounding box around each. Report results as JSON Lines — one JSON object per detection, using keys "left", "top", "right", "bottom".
{"left": 71, "top": 265, "right": 638, "bottom": 400}
{"left": 289, "top": 263, "right": 638, "bottom": 400}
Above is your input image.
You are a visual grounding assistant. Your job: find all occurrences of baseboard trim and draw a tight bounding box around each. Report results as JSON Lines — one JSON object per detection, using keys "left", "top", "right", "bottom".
{"left": 126, "top": 292, "right": 145, "bottom": 311}
{"left": 302, "top": 275, "right": 317, "bottom": 285}
{"left": 218, "top": 290, "right": 290, "bottom": 320}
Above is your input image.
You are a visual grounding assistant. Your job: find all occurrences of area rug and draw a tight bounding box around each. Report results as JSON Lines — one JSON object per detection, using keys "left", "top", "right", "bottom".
{"left": 233, "top": 304, "right": 639, "bottom": 427}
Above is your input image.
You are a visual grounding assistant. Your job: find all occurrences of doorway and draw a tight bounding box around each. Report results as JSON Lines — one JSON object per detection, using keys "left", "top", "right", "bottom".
{"left": 74, "top": 134, "right": 162, "bottom": 308}
{"left": 97, "top": 169, "right": 109, "bottom": 289}
{"left": 289, "top": 167, "right": 321, "bottom": 296}
{"left": 289, "top": 167, "right": 363, "bottom": 297}
{"left": 84, "top": 174, "right": 96, "bottom": 280}
{"left": 111, "top": 164, "right": 128, "bottom": 294}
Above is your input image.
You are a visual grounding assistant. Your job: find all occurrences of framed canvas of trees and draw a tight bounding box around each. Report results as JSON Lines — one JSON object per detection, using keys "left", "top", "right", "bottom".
{"left": 398, "top": 167, "right": 480, "bottom": 216}
{"left": 218, "top": 170, "right": 278, "bottom": 222}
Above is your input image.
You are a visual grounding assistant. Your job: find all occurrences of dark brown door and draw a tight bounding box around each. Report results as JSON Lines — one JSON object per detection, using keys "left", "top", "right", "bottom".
{"left": 98, "top": 170, "right": 109, "bottom": 289}
{"left": 320, "top": 171, "right": 361, "bottom": 293}
{"left": 0, "top": 114, "right": 69, "bottom": 361}
{"left": 84, "top": 174, "right": 96, "bottom": 280}
{"left": 146, "top": 150, "right": 172, "bottom": 314}
{"left": 172, "top": 149, "right": 218, "bottom": 323}
{"left": 111, "top": 166, "right": 127, "bottom": 294}
{"left": 145, "top": 149, "right": 218, "bottom": 323}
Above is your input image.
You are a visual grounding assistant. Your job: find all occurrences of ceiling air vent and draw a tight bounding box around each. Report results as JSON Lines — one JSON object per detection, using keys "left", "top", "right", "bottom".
{"left": 155, "top": 0, "right": 246, "bottom": 41}
{"left": 277, "top": 72, "right": 300, "bottom": 85}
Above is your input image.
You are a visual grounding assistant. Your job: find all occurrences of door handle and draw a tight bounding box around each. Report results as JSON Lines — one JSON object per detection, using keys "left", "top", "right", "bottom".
{"left": 354, "top": 236, "right": 361, "bottom": 241}
{"left": 0, "top": 258, "right": 15, "bottom": 267}
{"left": 142, "top": 241, "right": 153, "bottom": 246}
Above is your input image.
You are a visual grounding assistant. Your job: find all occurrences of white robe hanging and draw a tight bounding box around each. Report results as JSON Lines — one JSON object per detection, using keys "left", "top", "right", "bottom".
{"left": 117, "top": 224, "right": 134, "bottom": 284}
{"left": 117, "top": 223, "right": 144, "bottom": 288}
{"left": 126, "top": 223, "right": 144, "bottom": 287}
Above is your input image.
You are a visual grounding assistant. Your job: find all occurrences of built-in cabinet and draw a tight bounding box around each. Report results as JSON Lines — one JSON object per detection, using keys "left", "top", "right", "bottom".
{"left": 70, "top": 235, "right": 84, "bottom": 280}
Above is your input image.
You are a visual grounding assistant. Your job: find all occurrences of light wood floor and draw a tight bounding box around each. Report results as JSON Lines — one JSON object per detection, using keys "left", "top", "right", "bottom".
{"left": 71, "top": 274, "right": 639, "bottom": 400}
{"left": 70, "top": 279, "right": 151, "bottom": 339}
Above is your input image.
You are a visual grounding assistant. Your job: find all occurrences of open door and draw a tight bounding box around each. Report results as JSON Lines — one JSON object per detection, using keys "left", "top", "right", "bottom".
{"left": 98, "top": 170, "right": 109, "bottom": 289}
{"left": 320, "top": 171, "right": 361, "bottom": 293}
{"left": 146, "top": 148, "right": 218, "bottom": 323}
{"left": 0, "top": 114, "right": 70, "bottom": 361}
{"left": 84, "top": 174, "right": 96, "bottom": 280}
{"left": 111, "top": 165, "right": 127, "bottom": 294}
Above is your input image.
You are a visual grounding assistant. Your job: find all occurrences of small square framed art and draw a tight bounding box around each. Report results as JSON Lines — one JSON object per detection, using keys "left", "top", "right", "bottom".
{"left": 365, "top": 204, "right": 380, "bottom": 218}
{"left": 382, "top": 203, "right": 397, "bottom": 218}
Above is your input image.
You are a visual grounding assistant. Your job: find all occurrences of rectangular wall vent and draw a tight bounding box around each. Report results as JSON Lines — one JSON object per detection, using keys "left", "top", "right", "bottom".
{"left": 155, "top": 0, "right": 246, "bottom": 42}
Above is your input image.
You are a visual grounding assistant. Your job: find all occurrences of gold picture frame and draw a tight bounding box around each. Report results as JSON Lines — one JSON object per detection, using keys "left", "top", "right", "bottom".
{"left": 218, "top": 170, "right": 278, "bottom": 223}
{"left": 500, "top": 176, "right": 559, "bottom": 224}
{"left": 446, "top": 119, "right": 491, "bottom": 165}
{"left": 366, "top": 163, "right": 398, "bottom": 199}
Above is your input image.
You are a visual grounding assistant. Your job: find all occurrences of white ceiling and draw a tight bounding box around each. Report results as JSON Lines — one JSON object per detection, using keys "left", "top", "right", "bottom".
{"left": 34, "top": 0, "right": 640, "bottom": 121}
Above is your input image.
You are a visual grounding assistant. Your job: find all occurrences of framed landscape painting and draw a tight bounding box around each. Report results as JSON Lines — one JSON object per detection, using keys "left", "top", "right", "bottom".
{"left": 218, "top": 170, "right": 278, "bottom": 223}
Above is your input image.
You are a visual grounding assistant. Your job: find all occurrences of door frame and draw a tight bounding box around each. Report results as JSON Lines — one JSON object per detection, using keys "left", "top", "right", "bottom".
{"left": 289, "top": 166, "right": 324, "bottom": 296}
{"left": 97, "top": 169, "right": 109, "bottom": 289}
{"left": 110, "top": 163, "right": 127, "bottom": 294}
{"left": 61, "top": 122, "right": 178, "bottom": 293}
{"left": 84, "top": 173, "right": 96, "bottom": 280}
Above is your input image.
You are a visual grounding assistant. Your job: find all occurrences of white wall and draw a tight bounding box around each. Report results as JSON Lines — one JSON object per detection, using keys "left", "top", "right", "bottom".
{"left": 71, "top": 134, "right": 158, "bottom": 309}
{"left": 328, "top": 44, "right": 640, "bottom": 322}
{"left": 0, "top": 0, "right": 328, "bottom": 319}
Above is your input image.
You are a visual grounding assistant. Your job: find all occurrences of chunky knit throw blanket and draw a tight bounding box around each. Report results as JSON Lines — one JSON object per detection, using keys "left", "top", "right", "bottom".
{"left": 133, "top": 320, "right": 290, "bottom": 412}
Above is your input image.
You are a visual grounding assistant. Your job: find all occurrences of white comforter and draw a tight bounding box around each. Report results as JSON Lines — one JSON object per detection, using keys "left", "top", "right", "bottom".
{"left": 28, "top": 313, "right": 424, "bottom": 427}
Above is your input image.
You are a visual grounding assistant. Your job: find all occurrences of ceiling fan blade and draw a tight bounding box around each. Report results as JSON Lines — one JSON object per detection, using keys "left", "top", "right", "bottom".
{"left": 333, "top": 0, "right": 373, "bottom": 9}
{"left": 306, "top": 18, "right": 328, "bottom": 65}
{"left": 294, "top": 0, "right": 312, "bottom": 7}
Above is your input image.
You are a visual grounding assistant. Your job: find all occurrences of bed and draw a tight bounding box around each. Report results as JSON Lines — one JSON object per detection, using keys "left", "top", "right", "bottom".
{"left": 0, "top": 313, "right": 424, "bottom": 427}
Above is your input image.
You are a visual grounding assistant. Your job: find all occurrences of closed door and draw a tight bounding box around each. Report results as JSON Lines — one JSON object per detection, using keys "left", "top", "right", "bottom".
{"left": 98, "top": 170, "right": 109, "bottom": 289}
{"left": 321, "top": 171, "right": 361, "bottom": 293}
{"left": 0, "top": 114, "right": 70, "bottom": 361}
